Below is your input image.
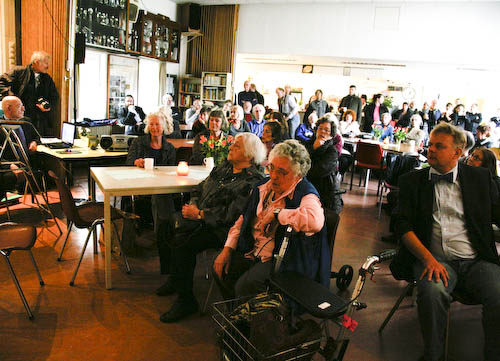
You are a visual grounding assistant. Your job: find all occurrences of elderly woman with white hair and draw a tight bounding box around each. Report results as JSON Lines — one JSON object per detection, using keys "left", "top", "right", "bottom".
{"left": 157, "top": 94, "right": 181, "bottom": 138}
{"left": 127, "top": 112, "right": 176, "bottom": 276}
{"left": 406, "top": 113, "right": 427, "bottom": 147}
{"left": 228, "top": 104, "right": 251, "bottom": 136}
{"left": 249, "top": 103, "right": 266, "bottom": 137}
{"left": 213, "top": 139, "right": 330, "bottom": 301}
{"left": 159, "top": 132, "right": 266, "bottom": 322}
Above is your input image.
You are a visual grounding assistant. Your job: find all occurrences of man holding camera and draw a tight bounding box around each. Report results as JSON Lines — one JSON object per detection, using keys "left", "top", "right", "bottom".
{"left": 0, "top": 51, "right": 59, "bottom": 136}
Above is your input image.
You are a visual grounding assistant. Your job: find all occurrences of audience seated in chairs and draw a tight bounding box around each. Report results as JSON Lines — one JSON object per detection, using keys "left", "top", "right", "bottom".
{"left": 390, "top": 122, "right": 500, "bottom": 361}
{"left": 306, "top": 115, "right": 343, "bottom": 213}
{"left": 213, "top": 140, "right": 330, "bottom": 301}
{"left": 159, "top": 132, "right": 266, "bottom": 323}
{"left": 126, "top": 111, "right": 176, "bottom": 275}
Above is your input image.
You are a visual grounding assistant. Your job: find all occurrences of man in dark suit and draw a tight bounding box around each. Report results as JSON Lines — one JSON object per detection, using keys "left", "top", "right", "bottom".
{"left": 339, "top": 85, "right": 362, "bottom": 121}
{"left": 118, "top": 94, "right": 146, "bottom": 135}
{"left": 0, "top": 51, "right": 59, "bottom": 136}
{"left": 391, "top": 122, "right": 500, "bottom": 361}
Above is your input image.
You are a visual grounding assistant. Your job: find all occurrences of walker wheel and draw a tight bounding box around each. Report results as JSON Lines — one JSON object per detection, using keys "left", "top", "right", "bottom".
{"left": 336, "top": 265, "right": 353, "bottom": 291}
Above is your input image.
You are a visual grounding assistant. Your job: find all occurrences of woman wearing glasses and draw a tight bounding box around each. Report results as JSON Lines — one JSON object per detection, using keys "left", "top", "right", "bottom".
{"left": 305, "top": 115, "right": 343, "bottom": 213}
{"left": 466, "top": 147, "right": 500, "bottom": 191}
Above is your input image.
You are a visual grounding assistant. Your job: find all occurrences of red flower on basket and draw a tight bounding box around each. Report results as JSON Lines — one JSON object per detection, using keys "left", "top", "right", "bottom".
{"left": 199, "top": 134, "right": 234, "bottom": 165}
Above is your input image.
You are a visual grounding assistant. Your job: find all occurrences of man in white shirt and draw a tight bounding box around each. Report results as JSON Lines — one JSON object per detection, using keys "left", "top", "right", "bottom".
{"left": 184, "top": 99, "right": 202, "bottom": 129}
{"left": 392, "top": 122, "right": 500, "bottom": 361}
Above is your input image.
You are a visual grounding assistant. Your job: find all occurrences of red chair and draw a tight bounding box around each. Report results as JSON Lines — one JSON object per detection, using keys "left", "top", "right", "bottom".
{"left": 349, "top": 141, "right": 386, "bottom": 195}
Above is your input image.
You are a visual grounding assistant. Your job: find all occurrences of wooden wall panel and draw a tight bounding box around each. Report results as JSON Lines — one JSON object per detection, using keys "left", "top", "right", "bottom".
{"left": 21, "top": 0, "right": 68, "bottom": 135}
{"left": 187, "top": 5, "right": 238, "bottom": 77}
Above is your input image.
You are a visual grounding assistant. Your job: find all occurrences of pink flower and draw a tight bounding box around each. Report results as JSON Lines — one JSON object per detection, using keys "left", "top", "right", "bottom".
{"left": 200, "top": 135, "right": 207, "bottom": 143}
{"left": 221, "top": 140, "right": 227, "bottom": 147}
{"left": 209, "top": 143, "right": 214, "bottom": 149}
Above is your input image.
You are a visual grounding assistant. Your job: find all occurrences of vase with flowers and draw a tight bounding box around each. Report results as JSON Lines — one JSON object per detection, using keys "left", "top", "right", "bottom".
{"left": 393, "top": 127, "right": 408, "bottom": 144}
{"left": 199, "top": 134, "right": 234, "bottom": 165}
{"left": 372, "top": 125, "right": 383, "bottom": 141}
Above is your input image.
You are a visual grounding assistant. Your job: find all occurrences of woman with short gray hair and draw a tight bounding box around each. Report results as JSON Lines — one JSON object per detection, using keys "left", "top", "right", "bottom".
{"left": 269, "top": 139, "right": 311, "bottom": 178}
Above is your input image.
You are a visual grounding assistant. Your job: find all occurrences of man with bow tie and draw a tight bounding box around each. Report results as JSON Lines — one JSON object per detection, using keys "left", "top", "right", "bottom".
{"left": 391, "top": 122, "right": 500, "bottom": 361}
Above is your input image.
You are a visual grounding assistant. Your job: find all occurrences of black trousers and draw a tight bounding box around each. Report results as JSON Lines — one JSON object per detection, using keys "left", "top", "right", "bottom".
{"left": 214, "top": 251, "right": 273, "bottom": 300}
{"left": 170, "top": 224, "right": 223, "bottom": 300}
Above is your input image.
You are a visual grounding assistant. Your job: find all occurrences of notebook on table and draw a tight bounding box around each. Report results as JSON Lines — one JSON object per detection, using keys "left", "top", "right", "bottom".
{"left": 44, "top": 123, "right": 76, "bottom": 149}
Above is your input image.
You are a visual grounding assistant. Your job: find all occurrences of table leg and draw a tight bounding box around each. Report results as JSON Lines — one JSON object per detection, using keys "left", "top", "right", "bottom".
{"left": 104, "top": 193, "right": 112, "bottom": 289}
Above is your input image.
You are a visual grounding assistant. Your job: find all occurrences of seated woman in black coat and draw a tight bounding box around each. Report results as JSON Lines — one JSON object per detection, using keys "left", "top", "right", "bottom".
{"left": 126, "top": 112, "right": 176, "bottom": 276}
{"left": 190, "top": 110, "right": 229, "bottom": 165}
{"left": 466, "top": 147, "right": 500, "bottom": 191}
{"left": 306, "top": 115, "right": 343, "bottom": 213}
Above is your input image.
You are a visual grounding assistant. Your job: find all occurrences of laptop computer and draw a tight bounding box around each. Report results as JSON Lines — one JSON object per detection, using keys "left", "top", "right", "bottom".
{"left": 46, "top": 123, "right": 76, "bottom": 149}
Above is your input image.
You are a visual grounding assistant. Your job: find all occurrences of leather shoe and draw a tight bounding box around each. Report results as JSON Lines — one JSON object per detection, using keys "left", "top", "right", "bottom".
{"left": 156, "top": 279, "right": 176, "bottom": 296}
{"left": 160, "top": 298, "right": 198, "bottom": 323}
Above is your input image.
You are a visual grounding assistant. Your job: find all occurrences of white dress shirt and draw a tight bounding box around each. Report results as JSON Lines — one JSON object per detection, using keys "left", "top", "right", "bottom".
{"left": 429, "top": 165, "right": 477, "bottom": 261}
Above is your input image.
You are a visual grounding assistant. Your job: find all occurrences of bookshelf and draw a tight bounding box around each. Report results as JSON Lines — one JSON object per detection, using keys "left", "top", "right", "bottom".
{"left": 201, "top": 72, "right": 232, "bottom": 106}
{"left": 178, "top": 77, "right": 201, "bottom": 108}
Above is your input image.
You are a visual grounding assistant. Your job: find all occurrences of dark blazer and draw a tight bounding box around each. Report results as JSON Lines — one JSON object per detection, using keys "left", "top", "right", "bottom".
{"left": 0, "top": 65, "right": 59, "bottom": 135}
{"left": 391, "top": 164, "right": 500, "bottom": 280}
{"left": 339, "top": 94, "right": 363, "bottom": 121}
{"left": 126, "top": 134, "right": 176, "bottom": 166}
{"left": 118, "top": 105, "right": 146, "bottom": 135}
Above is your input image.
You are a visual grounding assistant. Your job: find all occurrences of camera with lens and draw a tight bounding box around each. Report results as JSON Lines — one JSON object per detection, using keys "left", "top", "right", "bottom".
{"left": 37, "top": 98, "right": 51, "bottom": 110}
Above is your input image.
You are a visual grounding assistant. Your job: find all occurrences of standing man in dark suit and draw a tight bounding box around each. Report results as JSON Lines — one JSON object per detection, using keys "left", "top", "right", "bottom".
{"left": 118, "top": 94, "right": 146, "bottom": 135}
{"left": 237, "top": 80, "right": 257, "bottom": 107}
{"left": 392, "top": 122, "right": 500, "bottom": 361}
{"left": 339, "top": 85, "right": 362, "bottom": 121}
{"left": 0, "top": 51, "right": 58, "bottom": 136}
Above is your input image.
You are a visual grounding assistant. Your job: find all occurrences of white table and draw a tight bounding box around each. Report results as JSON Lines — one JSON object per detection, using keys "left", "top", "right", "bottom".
{"left": 90, "top": 165, "right": 211, "bottom": 289}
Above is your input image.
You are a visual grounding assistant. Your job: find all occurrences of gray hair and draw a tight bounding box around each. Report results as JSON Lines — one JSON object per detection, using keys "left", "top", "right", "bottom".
{"left": 430, "top": 122, "right": 466, "bottom": 150}
{"left": 230, "top": 105, "right": 244, "bottom": 121}
{"left": 269, "top": 139, "right": 311, "bottom": 177}
{"left": 235, "top": 132, "right": 267, "bottom": 165}
{"left": 30, "top": 51, "right": 50, "bottom": 64}
{"left": 252, "top": 104, "right": 265, "bottom": 118}
{"left": 144, "top": 111, "right": 173, "bottom": 135}
{"left": 464, "top": 130, "right": 475, "bottom": 153}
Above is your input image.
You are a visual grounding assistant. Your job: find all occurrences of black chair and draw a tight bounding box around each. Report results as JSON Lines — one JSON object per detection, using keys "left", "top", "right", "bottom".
{"left": 48, "top": 171, "right": 130, "bottom": 286}
{"left": 0, "top": 222, "right": 44, "bottom": 319}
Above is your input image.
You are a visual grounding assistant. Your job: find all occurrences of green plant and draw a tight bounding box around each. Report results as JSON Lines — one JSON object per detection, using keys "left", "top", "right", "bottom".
{"left": 372, "top": 126, "right": 383, "bottom": 140}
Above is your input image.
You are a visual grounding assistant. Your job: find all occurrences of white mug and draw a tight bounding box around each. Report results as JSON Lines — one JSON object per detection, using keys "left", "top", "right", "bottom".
{"left": 203, "top": 157, "right": 214, "bottom": 169}
{"left": 144, "top": 158, "right": 154, "bottom": 170}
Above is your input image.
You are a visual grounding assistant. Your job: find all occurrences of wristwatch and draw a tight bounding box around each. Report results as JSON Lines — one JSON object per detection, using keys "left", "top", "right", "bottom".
{"left": 274, "top": 208, "right": 281, "bottom": 221}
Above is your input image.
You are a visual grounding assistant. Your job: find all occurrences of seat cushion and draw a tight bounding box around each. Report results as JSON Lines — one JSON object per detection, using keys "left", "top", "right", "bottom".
{"left": 0, "top": 223, "right": 37, "bottom": 250}
{"left": 74, "top": 202, "right": 122, "bottom": 228}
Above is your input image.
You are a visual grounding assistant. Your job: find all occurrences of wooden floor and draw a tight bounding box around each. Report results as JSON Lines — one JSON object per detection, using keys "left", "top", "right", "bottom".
{"left": 0, "top": 173, "right": 485, "bottom": 361}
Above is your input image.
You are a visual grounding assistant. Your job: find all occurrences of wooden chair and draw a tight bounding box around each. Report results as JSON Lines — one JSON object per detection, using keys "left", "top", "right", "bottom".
{"left": 0, "top": 222, "right": 44, "bottom": 319}
{"left": 48, "top": 170, "right": 130, "bottom": 286}
{"left": 349, "top": 141, "right": 386, "bottom": 195}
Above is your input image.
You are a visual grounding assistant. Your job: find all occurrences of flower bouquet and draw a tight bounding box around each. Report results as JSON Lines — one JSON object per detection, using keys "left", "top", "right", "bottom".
{"left": 372, "top": 125, "right": 383, "bottom": 140}
{"left": 394, "top": 127, "right": 407, "bottom": 143}
{"left": 199, "top": 134, "right": 234, "bottom": 165}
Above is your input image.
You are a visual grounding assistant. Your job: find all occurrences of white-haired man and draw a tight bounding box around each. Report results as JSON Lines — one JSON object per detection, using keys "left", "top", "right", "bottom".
{"left": 0, "top": 51, "right": 58, "bottom": 135}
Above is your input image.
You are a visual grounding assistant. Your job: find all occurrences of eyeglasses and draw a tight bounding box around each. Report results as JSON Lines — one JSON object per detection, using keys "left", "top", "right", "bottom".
{"left": 267, "top": 164, "right": 289, "bottom": 177}
{"left": 470, "top": 153, "right": 483, "bottom": 162}
{"left": 317, "top": 126, "right": 331, "bottom": 133}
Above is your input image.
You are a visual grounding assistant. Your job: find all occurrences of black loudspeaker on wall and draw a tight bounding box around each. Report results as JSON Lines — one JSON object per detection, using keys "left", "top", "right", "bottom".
{"left": 75, "top": 33, "right": 86, "bottom": 64}
{"left": 181, "top": 3, "right": 201, "bottom": 31}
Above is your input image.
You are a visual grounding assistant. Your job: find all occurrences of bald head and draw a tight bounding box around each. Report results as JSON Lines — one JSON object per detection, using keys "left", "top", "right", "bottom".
{"left": 2, "top": 96, "right": 25, "bottom": 120}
